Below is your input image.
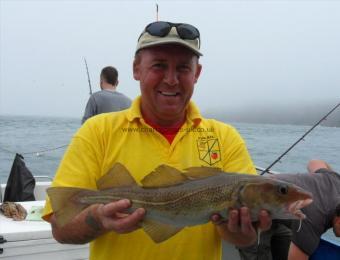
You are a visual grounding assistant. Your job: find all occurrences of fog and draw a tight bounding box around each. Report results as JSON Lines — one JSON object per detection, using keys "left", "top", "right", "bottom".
{"left": 205, "top": 100, "right": 340, "bottom": 127}
{"left": 0, "top": 0, "right": 339, "bottom": 125}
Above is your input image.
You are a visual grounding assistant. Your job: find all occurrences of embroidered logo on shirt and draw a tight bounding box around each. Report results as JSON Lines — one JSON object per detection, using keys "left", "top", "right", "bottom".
{"left": 196, "top": 137, "right": 221, "bottom": 166}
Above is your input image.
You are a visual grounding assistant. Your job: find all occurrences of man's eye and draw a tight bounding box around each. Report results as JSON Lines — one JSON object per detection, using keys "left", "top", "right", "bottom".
{"left": 152, "top": 63, "right": 165, "bottom": 69}
{"left": 178, "top": 65, "right": 191, "bottom": 72}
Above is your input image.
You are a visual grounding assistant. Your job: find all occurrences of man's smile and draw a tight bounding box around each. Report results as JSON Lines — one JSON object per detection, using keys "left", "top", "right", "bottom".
{"left": 158, "top": 91, "right": 180, "bottom": 97}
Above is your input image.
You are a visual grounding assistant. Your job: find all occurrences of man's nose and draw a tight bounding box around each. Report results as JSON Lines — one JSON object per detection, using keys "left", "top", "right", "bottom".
{"left": 164, "top": 68, "right": 179, "bottom": 86}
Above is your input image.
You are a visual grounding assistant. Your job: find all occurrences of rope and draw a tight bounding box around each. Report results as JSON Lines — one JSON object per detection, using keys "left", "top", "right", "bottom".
{"left": 0, "top": 147, "right": 15, "bottom": 154}
{"left": 0, "top": 144, "right": 68, "bottom": 156}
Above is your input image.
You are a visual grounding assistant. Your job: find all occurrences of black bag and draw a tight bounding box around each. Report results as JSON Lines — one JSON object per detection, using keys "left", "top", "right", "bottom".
{"left": 3, "top": 153, "right": 36, "bottom": 202}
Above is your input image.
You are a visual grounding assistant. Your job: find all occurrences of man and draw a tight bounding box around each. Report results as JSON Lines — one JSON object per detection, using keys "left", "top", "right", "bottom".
{"left": 81, "top": 66, "right": 131, "bottom": 124}
{"left": 284, "top": 160, "right": 340, "bottom": 260}
{"left": 238, "top": 160, "right": 340, "bottom": 260}
{"left": 43, "top": 21, "right": 271, "bottom": 260}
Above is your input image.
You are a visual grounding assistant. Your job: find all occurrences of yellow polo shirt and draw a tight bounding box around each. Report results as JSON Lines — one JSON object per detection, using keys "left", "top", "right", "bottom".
{"left": 43, "top": 97, "right": 255, "bottom": 260}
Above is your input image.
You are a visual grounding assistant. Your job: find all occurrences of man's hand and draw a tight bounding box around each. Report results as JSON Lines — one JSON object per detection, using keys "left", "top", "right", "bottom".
{"left": 50, "top": 199, "right": 145, "bottom": 244}
{"left": 211, "top": 207, "right": 271, "bottom": 246}
{"left": 95, "top": 199, "right": 145, "bottom": 234}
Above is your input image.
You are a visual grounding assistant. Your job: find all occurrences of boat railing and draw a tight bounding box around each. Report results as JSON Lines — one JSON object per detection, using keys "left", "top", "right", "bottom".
{"left": 32, "top": 175, "right": 53, "bottom": 181}
{"left": 0, "top": 175, "right": 52, "bottom": 203}
{"left": 255, "top": 166, "right": 279, "bottom": 175}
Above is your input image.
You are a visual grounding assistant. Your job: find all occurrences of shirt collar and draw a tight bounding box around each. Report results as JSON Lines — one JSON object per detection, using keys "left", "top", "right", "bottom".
{"left": 126, "top": 96, "right": 202, "bottom": 127}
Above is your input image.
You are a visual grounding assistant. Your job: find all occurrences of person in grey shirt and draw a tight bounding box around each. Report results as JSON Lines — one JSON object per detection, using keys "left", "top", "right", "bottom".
{"left": 278, "top": 160, "right": 340, "bottom": 260}
{"left": 238, "top": 159, "right": 340, "bottom": 260}
{"left": 82, "top": 66, "right": 132, "bottom": 124}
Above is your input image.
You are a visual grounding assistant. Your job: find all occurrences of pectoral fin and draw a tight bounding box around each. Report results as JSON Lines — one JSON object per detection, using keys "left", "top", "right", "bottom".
{"left": 142, "top": 219, "right": 183, "bottom": 243}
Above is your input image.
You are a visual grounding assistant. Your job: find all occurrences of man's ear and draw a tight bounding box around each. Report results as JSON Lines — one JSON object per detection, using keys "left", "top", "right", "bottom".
{"left": 133, "top": 58, "right": 140, "bottom": 80}
{"left": 194, "top": 63, "right": 202, "bottom": 84}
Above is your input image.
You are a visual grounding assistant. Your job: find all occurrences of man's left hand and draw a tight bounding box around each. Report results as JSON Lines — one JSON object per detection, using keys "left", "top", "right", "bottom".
{"left": 211, "top": 207, "right": 272, "bottom": 246}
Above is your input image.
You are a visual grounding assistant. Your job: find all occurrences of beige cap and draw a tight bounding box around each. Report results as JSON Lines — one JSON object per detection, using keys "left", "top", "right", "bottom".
{"left": 136, "top": 27, "right": 202, "bottom": 56}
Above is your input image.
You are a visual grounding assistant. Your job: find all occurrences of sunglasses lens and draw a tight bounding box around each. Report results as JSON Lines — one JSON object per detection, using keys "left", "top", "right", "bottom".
{"left": 177, "top": 24, "right": 200, "bottom": 40}
{"left": 146, "top": 22, "right": 171, "bottom": 37}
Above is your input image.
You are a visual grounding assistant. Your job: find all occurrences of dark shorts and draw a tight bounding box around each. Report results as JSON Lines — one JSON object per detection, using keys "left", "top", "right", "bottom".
{"left": 237, "top": 222, "right": 292, "bottom": 260}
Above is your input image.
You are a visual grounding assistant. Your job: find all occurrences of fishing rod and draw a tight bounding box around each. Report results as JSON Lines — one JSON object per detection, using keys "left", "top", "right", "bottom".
{"left": 261, "top": 102, "right": 340, "bottom": 175}
{"left": 84, "top": 57, "right": 92, "bottom": 95}
{"left": 156, "top": 3, "right": 159, "bottom": 21}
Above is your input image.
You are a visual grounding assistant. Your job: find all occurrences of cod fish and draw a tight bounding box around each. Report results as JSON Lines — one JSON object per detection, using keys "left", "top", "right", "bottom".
{"left": 47, "top": 163, "right": 313, "bottom": 243}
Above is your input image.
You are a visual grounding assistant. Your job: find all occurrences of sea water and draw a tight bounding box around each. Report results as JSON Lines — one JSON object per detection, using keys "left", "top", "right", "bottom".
{"left": 1, "top": 115, "right": 339, "bottom": 246}
{"left": 1, "top": 115, "right": 339, "bottom": 183}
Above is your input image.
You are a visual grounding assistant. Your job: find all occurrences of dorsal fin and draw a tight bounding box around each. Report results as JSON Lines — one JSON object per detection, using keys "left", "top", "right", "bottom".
{"left": 183, "top": 166, "right": 222, "bottom": 179}
{"left": 97, "top": 163, "right": 137, "bottom": 190}
{"left": 141, "top": 165, "right": 188, "bottom": 188}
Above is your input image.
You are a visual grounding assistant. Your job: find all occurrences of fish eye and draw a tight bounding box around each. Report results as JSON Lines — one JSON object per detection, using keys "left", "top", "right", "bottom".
{"left": 278, "top": 184, "right": 289, "bottom": 195}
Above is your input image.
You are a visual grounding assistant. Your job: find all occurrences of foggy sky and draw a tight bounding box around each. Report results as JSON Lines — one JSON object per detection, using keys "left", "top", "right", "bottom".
{"left": 0, "top": 0, "right": 339, "bottom": 119}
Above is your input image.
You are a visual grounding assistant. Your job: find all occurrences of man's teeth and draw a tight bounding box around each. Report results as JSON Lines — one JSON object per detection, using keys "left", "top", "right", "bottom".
{"left": 160, "top": 91, "right": 178, "bottom": 96}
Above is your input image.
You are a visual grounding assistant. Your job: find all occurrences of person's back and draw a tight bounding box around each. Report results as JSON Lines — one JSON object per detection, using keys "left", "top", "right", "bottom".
{"left": 275, "top": 169, "right": 340, "bottom": 256}
{"left": 238, "top": 163, "right": 340, "bottom": 260}
{"left": 81, "top": 66, "right": 132, "bottom": 124}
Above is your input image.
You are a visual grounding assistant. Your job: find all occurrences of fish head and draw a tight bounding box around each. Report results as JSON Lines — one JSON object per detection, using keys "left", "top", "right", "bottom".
{"left": 239, "top": 178, "right": 313, "bottom": 220}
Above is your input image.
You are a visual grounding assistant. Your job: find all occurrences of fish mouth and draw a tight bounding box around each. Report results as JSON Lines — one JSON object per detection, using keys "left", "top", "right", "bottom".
{"left": 286, "top": 198, "right": 313, "bottom": 219}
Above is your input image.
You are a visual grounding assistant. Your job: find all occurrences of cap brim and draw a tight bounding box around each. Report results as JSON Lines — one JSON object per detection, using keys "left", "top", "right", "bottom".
{"left": 137, "top": 38, "right": 203, "bottom": 57}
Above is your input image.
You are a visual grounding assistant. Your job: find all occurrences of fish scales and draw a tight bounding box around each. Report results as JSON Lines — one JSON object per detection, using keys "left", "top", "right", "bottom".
{"left": 82, "top": 174, "right": 235, "bottom": 210}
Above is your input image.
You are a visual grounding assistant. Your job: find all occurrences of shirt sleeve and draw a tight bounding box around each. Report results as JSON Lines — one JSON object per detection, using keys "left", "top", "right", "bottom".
{"left": 221, "top": 125, "right": 256, "bottom": 174}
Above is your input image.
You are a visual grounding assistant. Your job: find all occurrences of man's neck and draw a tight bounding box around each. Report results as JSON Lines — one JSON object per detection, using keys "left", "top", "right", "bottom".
{"left": 101, "top": 83, "right": 116, "bottom": 91}
{"left": 143, "top": 115, "right": 185, "bottom": 144}
{"left": 142, "top": 113, "right": 186, "bottom": 128}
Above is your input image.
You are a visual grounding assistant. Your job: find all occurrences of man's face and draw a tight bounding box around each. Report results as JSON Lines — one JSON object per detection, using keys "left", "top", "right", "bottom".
{"left": 133, "top": 45, "right": 202, "bottom": 125}
{"left": 333, "top": 216, "right": 340, "bottom": 237}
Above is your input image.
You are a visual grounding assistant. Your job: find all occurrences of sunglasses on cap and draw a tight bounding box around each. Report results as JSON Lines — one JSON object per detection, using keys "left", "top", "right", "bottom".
{"left": 142, "top": 21, "right": 200, "bottom": 46}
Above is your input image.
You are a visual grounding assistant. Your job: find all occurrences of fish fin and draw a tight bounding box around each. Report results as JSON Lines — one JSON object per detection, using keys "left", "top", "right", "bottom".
{"left": 141, "top": 165, "right": 188, "bottom": 188}
{"left": 183, "top": 166, "right": 222, "bottom": 179}
{"left": 142, "top": 219, "right": 183, "bottom": 243}
{"left": 97, "top": 163, "right": 137, "bottom": 190}
{"left": 47, "top": 186, "right": 90, "bottom": 227}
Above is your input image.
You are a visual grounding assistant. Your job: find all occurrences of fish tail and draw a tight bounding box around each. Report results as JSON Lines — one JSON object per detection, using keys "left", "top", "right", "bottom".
{"left": 47, "top": 186, "right": 93, "bottom": 227}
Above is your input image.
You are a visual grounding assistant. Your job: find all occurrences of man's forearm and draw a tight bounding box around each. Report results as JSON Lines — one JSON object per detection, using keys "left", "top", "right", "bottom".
{"left": 50, "top": 205, "right": 106, "bottom": 244}
{"left": 288, "top": 242, "right": 308, "bottom": 260}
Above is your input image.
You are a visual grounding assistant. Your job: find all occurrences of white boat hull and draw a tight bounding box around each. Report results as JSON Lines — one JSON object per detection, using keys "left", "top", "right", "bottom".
{"left": 0, "top": 200, "right": 89, "bottom": 259}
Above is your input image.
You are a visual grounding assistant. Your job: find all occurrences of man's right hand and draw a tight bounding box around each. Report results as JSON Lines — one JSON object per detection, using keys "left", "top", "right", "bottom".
{"left": 95, "top": 199, "right": 145, "bottom": 234}
{"left": 50, "top": 199, "right": 145, "bottom": 244}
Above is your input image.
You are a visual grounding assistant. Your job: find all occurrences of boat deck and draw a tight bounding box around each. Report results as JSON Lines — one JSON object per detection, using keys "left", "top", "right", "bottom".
{"left": 0, "top": 201, "right": 89, "bottom": 260}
